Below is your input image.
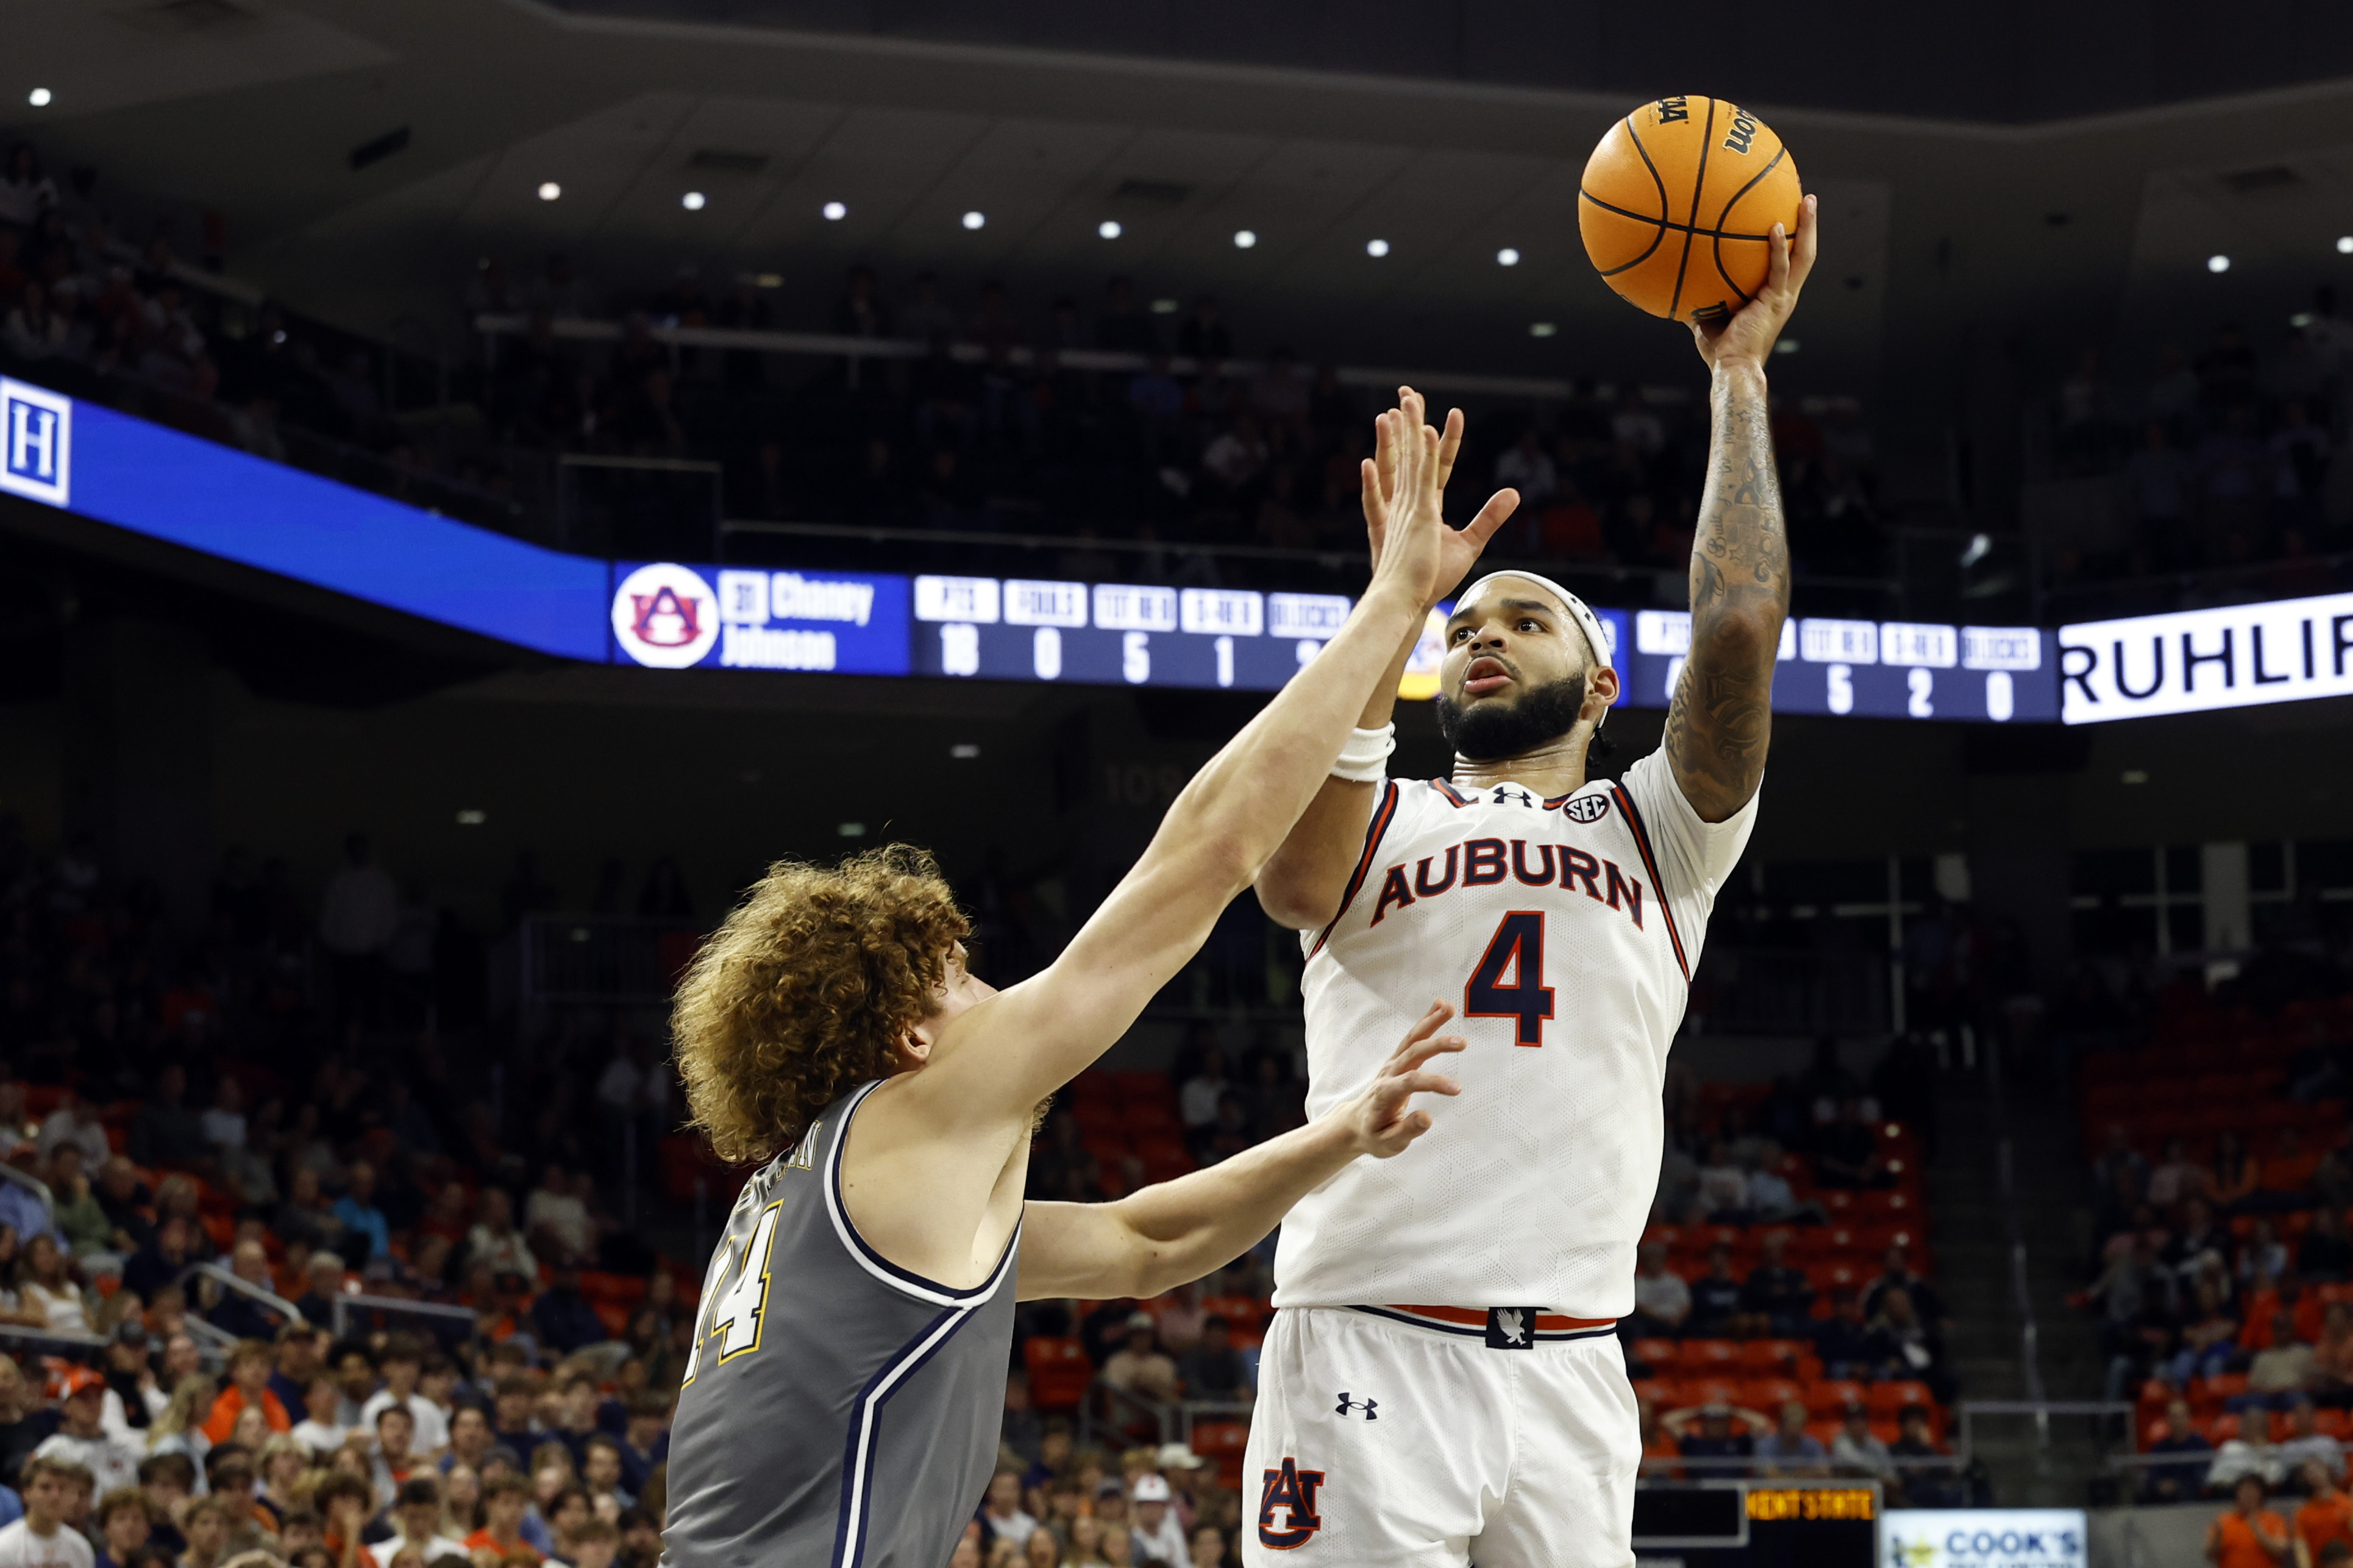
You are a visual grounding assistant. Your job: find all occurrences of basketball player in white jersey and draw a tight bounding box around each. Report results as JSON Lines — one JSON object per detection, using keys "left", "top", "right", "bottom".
{"left": 1244, "top": 198, "right": 1817, "bottom": 1567}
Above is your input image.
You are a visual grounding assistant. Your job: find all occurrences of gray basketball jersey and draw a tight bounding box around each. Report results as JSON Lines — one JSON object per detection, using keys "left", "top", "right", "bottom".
{"left": 662, "top": 1079, "right": 1021, "bottom": 1568}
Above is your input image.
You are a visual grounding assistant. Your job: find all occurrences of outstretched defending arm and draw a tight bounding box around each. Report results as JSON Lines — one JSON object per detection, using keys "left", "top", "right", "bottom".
{"left": 1253, "top": 391, "right": 1518, "bottom": 930}
{"left": 1664, "top": 194, "right": 1815, "bottom": 823}
{"left": 908, "top": 408, "right": 1464, "bottom": 1124}
{"left": 1016, "top": 1004, "right": 1465, "bottom": 1300}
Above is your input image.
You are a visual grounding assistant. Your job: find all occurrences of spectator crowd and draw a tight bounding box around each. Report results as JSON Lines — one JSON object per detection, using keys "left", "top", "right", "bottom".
{"left": 2038, "top": 296, "right": 2353, "bottom": 609}
{"left": 2079, "top": 990, "right": 2353, "bottom": 1526}
{"left": 0, "top": 138, "right": 1888, "bottom": 592}
{"left": 0, "top": 806, "right": 703, "bottom": 1568}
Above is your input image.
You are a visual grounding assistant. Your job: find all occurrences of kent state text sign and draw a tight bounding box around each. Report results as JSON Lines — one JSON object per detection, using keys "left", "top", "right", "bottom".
{"left": 1879, "top": 1509, "right": 2086, "bottom": 1568}
{"left": 2059, "top": 591, "right": 2353, "bottom": 723}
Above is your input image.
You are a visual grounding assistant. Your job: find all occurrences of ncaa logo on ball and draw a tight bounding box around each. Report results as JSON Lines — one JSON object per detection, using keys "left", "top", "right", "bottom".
{"left": 612, "top": 562, "right": 719, "bottom": 668}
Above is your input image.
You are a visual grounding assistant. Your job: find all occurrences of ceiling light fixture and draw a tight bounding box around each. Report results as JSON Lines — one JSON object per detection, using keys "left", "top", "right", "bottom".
{"left": 2207, "top": 254, "right": 2230, "bottom": 273}
{"left": 961, "top": 210, "right": 986, "bottom": 230}
{"left": 537, "top": 181, "right": 561, "bottom": 201}
{"left": 455, "top": 809, "right": 487, "bottom": 826}
{"left": 1233, "top": 229, "right": 1258, "bottom": 249}
{"left": 1497, "top": 247, "right": 1521, "bottom": 266}
{"left": 681, "top": 191, "right": 706, "bottom": 211}
{"left": 2338, "top": 236, "right": 2352, "bottom": 255}
{"left": 1365, "top": 238, "right": 1390, "bottom": 258}
{"left": 1529, "top": 321, "right": 1557, "bottom": 338}
{"left": 27, "top": 89, "right": 51, "bottom": 108}
{"left": 1098, "top": 219, "right": 1123, "bottom": 239}
{"left": 821, "top": 200, "right": 847, "bottom": 221}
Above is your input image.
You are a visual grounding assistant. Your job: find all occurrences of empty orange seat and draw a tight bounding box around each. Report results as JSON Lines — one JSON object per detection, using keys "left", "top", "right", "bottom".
{"left": 1193, "top": 1419, "right": 1250, "bottom": 1491}
{"left": 1866, "top": 1380, "right": 1933, "bottom": 1417}
{"left": 1123, "top": 1100, "right": 1180, "bottom": 1132}
{"left": 1023, "top": 1336, "right": 1092, "bottom": 1411}
{"left": 1680, "top": 1377, "right": 1742, "bottom": 1409}
{"left": 1807, "top": 1379, "right": 1867, "bottom": 1416}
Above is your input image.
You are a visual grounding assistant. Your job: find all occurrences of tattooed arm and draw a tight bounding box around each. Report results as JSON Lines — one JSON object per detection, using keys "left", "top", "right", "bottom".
{"left": 1665, "top": 194, "right": 1817, "bottom": 823}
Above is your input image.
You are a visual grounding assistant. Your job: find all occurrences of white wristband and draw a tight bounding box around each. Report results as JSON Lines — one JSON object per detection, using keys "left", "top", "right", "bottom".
{"left": 1330, "top": 723, "right": 1395, "bottom": 784}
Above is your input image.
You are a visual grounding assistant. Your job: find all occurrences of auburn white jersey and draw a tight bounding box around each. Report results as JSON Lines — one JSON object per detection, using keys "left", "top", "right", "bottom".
{"left": 1275, "top": 748, "right": 1756, "bottom": 1319}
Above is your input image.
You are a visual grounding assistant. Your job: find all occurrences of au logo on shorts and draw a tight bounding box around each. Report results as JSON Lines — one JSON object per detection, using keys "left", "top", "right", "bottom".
{"left": 1258, "top": 1458, "right": 1325, "bottom": 1550}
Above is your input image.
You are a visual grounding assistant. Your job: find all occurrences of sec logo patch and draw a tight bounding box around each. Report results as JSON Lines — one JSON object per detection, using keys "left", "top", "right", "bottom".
{"left": 1560, "top": 793, "right": 1611, "bottom": 824}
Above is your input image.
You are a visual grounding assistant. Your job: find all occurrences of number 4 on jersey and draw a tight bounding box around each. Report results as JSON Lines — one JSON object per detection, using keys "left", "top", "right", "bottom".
{"left": 1465, "top": 910, "right": 1554, "bottom": 1046}
{"left": 678, "top": 1203, "right": 782, "bottom": 1384}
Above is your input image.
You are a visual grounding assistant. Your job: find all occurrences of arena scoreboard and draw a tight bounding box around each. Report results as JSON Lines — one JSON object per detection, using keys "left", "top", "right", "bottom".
{"left": 608, "top": 560, "right": 2061, "bottom": 724}
{"left": 3, "top": 373, "right": 2333, "bottom": 731}
{"left": 1631, "top": 1483, "right": 1878, "bottom": 1567}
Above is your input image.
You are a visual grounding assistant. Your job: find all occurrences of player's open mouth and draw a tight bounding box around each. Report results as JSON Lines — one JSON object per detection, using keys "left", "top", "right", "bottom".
{"left": 1462, "top": 656, "right": 1514, "bottom": 698}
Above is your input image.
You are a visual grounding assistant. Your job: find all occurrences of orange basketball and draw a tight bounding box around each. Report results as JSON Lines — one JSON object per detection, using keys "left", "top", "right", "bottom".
{"left": 1578, "top": 95, "right": 1803, "bottom": 323}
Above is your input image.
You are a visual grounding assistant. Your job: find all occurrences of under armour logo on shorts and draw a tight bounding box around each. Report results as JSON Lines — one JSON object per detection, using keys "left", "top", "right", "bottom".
{"left": 1486, "top": 1308, "right": 1539, "bottom": 1349}
{"left": 1334, "top": 1392, "right": 1378, "bottom": 1419}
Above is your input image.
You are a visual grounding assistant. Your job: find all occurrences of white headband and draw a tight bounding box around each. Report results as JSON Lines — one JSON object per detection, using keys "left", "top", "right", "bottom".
{"left": 1453, "top": 570, "right": 1615, "bottom": 728}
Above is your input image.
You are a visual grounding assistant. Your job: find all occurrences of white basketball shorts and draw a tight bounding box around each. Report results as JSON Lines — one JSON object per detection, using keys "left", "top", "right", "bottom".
{"left": 1242, "top": 1305, "right": 1639, "bottom": 1568}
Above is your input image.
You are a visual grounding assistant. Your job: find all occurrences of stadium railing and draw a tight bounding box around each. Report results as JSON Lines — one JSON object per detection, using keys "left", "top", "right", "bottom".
{"left": 174, "top": 1260, "right": 305, "bottom": 1349}
{"left": 1083, "top": 1380, "right": 1175, "bottom": 1449}
{"left": 330, "top": 1291, "right": 479, "bottom": 1350}
{"left": 470, "top": 315, "right": 1603, "bottom": 406}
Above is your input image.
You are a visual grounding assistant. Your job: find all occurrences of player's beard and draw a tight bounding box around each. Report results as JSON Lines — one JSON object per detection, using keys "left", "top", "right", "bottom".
{"left": 1436, "top": 669, "right": 1589, "bottom": 761}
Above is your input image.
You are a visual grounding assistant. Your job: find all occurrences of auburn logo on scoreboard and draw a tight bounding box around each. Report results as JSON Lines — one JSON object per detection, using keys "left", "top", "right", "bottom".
{"left": 610, "top": 562, "right": 721, "bottom": 669}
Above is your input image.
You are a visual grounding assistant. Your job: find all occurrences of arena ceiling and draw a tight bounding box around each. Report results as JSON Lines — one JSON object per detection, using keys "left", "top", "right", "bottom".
{"left": 11, "top": 0, "right": 2353, "bottom": 417}
{"left": 546, "top": 0, "right": 2353, "bottom": 128}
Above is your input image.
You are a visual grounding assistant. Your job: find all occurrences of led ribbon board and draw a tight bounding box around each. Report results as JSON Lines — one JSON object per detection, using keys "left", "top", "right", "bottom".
{"left": 0, "top": 376, "right": 608, "bottom": 660}
{"left": 2058, "top": 591, "right": 2353, "bottom": 723}
{"left": 9, "top": 375, "right": 2302, "bottom": 733}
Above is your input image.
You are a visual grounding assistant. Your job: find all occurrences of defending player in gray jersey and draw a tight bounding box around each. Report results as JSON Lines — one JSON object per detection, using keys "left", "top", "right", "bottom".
{"left": 660, "top": 397, "right": 1524, "bottom": 1568}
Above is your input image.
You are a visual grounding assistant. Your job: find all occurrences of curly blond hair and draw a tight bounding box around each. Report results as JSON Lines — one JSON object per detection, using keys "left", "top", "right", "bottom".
{"left": 672, "top": 844, "right": 969, "bottom": 1163}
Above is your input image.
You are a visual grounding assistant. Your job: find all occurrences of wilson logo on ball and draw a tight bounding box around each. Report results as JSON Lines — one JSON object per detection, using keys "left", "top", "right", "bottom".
{"left": 1577, "top": 94, "right": 1803, "bottom": 323}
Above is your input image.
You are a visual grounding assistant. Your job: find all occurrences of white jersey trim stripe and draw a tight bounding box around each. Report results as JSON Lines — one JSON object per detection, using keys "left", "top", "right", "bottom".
{"left": 830, "top": 1299, "right": 981, "bottom": 1567}
{"left": 822, "top": 1080, "right": 1024, "bottom": 1308}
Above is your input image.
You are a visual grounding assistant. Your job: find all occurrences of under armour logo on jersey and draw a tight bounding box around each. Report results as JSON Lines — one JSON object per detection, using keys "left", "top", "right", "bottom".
{"left": 1334, "top": 1393, "right": 1378, "bottom": 1420}
{"left": 1258, "top": 1458, "right": 1326, "bottom": 1549}
{"left": 1492, "top": 786, "right": 1536, "bottom": 808}
{"left": 1486, "top": 1308, "right": 1537, "bottom": 1349}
